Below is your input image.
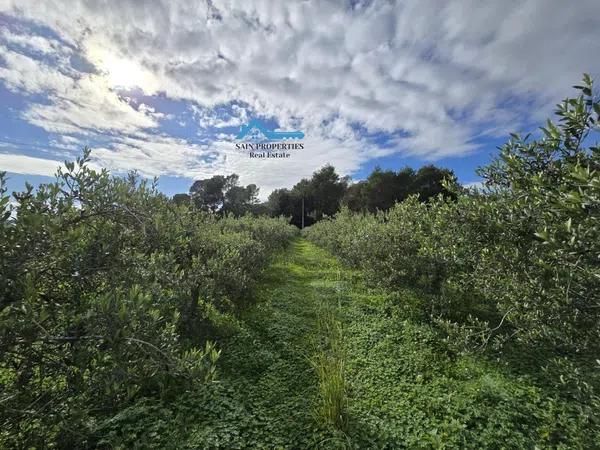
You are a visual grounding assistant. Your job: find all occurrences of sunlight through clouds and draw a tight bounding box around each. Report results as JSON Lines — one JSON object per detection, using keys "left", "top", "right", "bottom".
{"left": 88, "top": 46, "right": 159, "bottom": 93}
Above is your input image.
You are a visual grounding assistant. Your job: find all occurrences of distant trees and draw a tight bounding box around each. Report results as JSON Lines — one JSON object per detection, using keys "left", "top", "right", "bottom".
{"left": 267, "top": 165, "right": 350, "bottom": 227}
{"left": 223, "top": 183, "right": 259, "bottom": 216}
{"left": 172, "top": 193, "right": 191, "bottom": 206}
{"left": 183, "top": 174, "right": 259, "bottom": 216}
{"left": 342, "top": 165, "right": 456, "bottom": 213}
{"left": 411, "top": 165, "right": 457, "bottom": 202}
{"left": 267, "top": 188, "right": 303, "bottom": 226}
{"left": 309, "top": 165, "right": 350, "bottom": 220}
{"left": 177, "top": 162, "right": 456, "bottom": 225}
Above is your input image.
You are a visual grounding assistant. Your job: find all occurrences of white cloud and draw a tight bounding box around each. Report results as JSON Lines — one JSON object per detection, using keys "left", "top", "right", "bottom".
{"left": 91, "top": 133, "right": 218, "bottom": 179}
{"left": 0, "top": 28, "right": 66, "bottom": 55}
{"left": 464, "top": 180, "right": 485, "bottom": 190}
{"left": 0, "top": 43, "right": 160, "bottom": 137}
{"left": 0, "top": 0, "right": 599, "bottom": 194}
{"left": 0, "top": 153, "right": 63, "bottom": 176}
{"left": 0, "top": 44, "right": 73, "bottom": 94}
{"left": 22, "top": 75, "right": 159, "bottom": 135}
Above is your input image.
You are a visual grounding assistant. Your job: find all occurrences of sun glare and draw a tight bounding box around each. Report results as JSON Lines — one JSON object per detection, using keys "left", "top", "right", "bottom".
{"left": 104, "top": 56, "right": 143, "bottom": 88}
{"left": 91, "top": 48, "right": 157, "bottom": 92}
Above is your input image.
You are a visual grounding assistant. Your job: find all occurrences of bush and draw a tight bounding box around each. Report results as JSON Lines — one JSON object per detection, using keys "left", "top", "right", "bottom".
{"left": 304, "top": 74, "right": 600, "bottom": 356}
{"left": 0, "top": 152, "right": 297, "bottom": 447}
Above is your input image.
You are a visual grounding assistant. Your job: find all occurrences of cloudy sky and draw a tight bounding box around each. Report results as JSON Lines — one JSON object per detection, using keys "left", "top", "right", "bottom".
{"left": 0, "top": 0, "right": 599, "bottom": 197}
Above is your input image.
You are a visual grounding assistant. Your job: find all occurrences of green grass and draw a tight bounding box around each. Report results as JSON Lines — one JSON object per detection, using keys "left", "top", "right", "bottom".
{"left": 312, "top": 350, "right": 348, "bottom": 432}
{"left": 97, "top": 238, "right": 598, "bottom": 449}
{"left": 312, "top": 292, "right": 348, "bottom": 432}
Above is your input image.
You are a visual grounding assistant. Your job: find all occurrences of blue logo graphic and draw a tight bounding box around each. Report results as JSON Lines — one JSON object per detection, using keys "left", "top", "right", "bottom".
{"left": 236, "top": 119, "right": 304, "bottom": 142}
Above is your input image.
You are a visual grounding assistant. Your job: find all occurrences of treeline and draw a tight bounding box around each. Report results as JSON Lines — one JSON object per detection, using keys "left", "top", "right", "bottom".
{"left": 0, "top": 154, "right": 297, "bottom": 447}
{"left": 304, "top": 77, "right": 600, "bottom": 434}
{"left": 267, "top": 164, "right": 455, "bottom": 227}
{"left": 178, "top": 164, "right": 456, "bottom": 228}
{"left": 172, "top": 174, "right": 260, "bottom": 217}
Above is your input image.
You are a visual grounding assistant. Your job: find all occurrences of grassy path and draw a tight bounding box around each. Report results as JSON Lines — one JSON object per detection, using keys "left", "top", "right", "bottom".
{"left": 211, "top": 238, "right": 350, "bottom": 448}
{"left": 109, "top": 238, "right": 588, "bottom": 449}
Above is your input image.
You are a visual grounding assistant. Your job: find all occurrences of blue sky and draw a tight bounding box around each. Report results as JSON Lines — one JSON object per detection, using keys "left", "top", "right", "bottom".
{"left": 1, "top": 1, "right": 599, "bottom": 199}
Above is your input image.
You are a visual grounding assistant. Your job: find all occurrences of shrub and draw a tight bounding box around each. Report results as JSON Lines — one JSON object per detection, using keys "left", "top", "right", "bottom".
{"left": 304, "top": 74, "right": 600, "bottom": 355}
{"left": 0, "top": 151, "right": 296, "bottom": 447}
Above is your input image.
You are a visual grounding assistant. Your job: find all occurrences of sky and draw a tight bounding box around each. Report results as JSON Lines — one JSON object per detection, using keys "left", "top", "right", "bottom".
{"left": 0, "top": 0, "right": 599, "bottom": 199}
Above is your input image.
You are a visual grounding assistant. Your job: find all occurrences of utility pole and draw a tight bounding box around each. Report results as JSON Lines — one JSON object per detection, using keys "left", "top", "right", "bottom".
{"left": 301, "top": 197, "right": 305, "bottom": 229}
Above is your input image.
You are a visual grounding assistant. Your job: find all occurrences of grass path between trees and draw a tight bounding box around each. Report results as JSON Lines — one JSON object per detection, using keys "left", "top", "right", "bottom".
{"left": 104, "top": 238, "right": 592, "bottom": 449}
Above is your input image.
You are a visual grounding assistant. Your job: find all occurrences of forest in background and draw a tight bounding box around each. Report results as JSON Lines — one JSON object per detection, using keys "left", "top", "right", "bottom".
{"left": 174, "top": 163, "right": 455, "bottom": 228}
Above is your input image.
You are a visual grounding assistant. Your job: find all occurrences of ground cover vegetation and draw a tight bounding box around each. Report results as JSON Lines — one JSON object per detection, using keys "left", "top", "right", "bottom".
{"left": 86, "top": 240, "right": 598, "bottom": 449}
